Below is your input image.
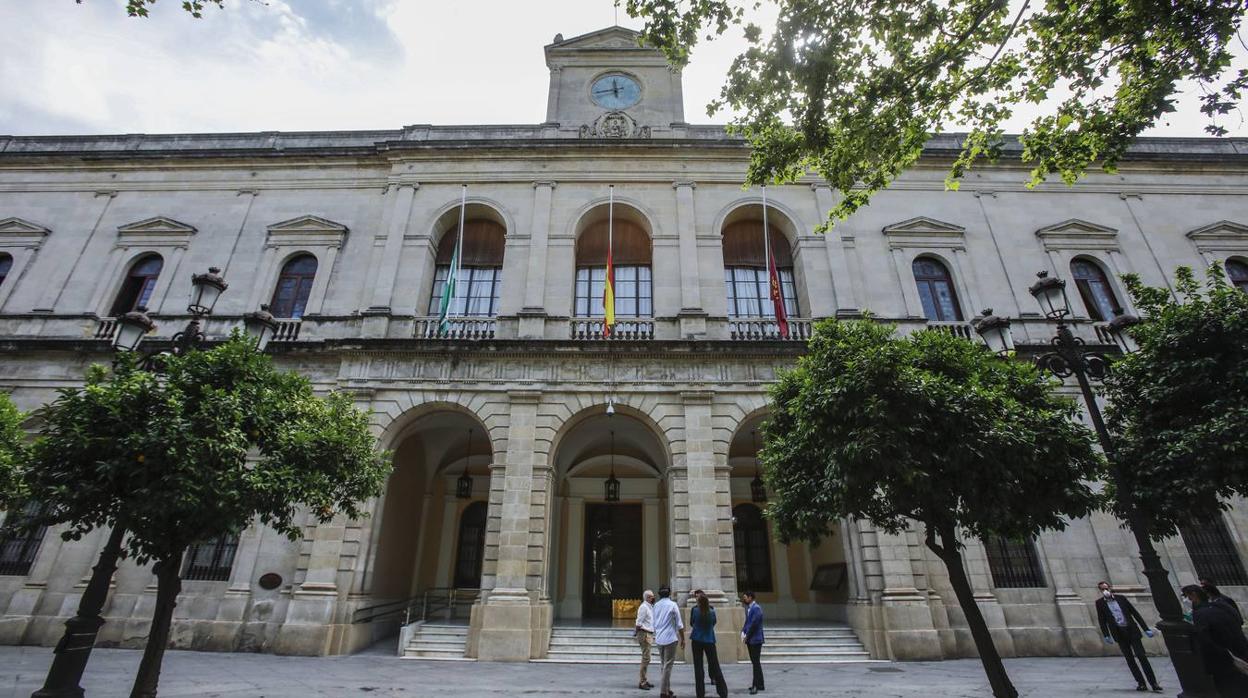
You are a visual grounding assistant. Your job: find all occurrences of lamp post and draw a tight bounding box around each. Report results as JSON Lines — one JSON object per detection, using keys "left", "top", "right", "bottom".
{"left": 34, "top": 268, "right": 274, "bottom": 698}
{"left": 975, "top": 271, "right": 1215, "bottom": 697}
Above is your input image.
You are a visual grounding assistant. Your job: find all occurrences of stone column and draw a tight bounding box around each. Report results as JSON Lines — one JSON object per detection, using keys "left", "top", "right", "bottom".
{"left": 408, "top": 493, "right": 435, "bottom": 597}
{"left": 476, "top": 391, "right": 546, "bottom": 660}
{"left": 771, "top": 540, "right": 799, "bottom": 618}
{"left": 562, "top": 496, "right": 585, "bottom": 618}
{"left": 864, "top": 525, "right": 942, "bottom": 660}
{"left": 520, "top": 181, "right": 556, "bottom": 338}
{"left": 679, "top": 392, "right": 728, "bottom": 604}
{"left": 643, "top": 497, "right": 660, "bottom": 590}
{"left": 273, "top": 510, "right": 346, "bottom": 655}
{"left": 434, "top": 495, "right": 459, "bottom": 588}
{"left": 673, "top": 181, "right": 706, "bottom": 337}
{"left": 363, "top": 182, "right": 418, "bottom": 333}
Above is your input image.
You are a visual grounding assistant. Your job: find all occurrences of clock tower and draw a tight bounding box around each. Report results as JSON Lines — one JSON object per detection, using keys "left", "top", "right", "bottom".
{"left": 544, "top": 26, "right": 686, "bottom": 138}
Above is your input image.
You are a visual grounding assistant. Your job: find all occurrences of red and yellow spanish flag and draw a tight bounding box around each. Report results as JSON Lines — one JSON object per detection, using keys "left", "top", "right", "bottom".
{"left": 603, "top": 185, "right": 616, "bottom": 337}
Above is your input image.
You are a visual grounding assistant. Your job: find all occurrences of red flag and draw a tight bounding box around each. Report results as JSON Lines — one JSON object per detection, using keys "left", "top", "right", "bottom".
{"left": 767, "top": 240, "right": 789, "bottom": 338}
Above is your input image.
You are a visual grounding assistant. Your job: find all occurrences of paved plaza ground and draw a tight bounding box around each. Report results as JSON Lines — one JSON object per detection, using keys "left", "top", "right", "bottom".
{"left": 0, "top": 645, "right": 1183, "bottom": 697}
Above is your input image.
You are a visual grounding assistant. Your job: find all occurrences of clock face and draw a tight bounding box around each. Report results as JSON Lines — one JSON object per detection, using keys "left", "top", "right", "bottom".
{"left": 590, "top": 74, "right": 641, "bottom": 109}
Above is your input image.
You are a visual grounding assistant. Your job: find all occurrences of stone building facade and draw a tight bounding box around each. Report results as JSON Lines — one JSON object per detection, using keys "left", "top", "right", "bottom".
{"left": 1, "top": 26, "right": 1247, "bottom": 662}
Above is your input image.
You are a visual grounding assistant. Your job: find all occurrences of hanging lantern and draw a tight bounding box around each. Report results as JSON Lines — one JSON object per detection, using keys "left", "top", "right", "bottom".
{"left": 750, "top": 430, "right": 767, "bottom": 503}
{"left": 605, "top": 429, "right": 620, "bottom": 502}
{"left": 456, "top": 428, "right": 473, "bottom": 499}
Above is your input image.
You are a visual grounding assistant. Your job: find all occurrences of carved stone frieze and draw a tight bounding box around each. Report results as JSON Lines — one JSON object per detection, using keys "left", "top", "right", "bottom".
{"left": 578, "top": 111, "right": 652, "bottom": 139}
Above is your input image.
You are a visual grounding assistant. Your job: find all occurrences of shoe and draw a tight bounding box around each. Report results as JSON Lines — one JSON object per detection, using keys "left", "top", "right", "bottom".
{"left": 638, "top": 683, "right": 650, "bottom": 691}
{"left": 1150, "top": 686, "right": 1162, "bottom": 693}
{"left": 1136, "top": 685, "right": 1147, "bottom": 692}
{"left": 748, "top": 689, "right": 758, "bottom": 696}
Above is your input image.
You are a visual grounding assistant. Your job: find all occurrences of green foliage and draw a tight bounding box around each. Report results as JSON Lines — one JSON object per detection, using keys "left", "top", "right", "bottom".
{"left": 622, "top": 0, "right": 1248, "bottom": 228}
{"left": 75, "top": 1, "right": 228, "bottom": 19}
{"left": 0, "top": 392, "right": 27, "bottom": 510}
{"left": 761, "top": 319, "right": 1103, "bottom": 545}
{"left": 1102, "top": 264, "right": 1248, "bottom": 535}
{"left": 24, "top": 333, "right": 390, "bottom": 564}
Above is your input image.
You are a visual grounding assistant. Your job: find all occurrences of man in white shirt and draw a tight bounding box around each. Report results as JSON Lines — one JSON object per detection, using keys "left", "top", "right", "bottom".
{"left": 652, "top": 586, "right": 685, "bottom": 698}
{"left": 634, "top": 590, "right": 656, "bottom": 690}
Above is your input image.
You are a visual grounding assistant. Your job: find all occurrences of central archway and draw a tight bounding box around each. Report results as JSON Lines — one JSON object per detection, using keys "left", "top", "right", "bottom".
{"left": 548, "top": 406, "right": 671, "bottom": 621}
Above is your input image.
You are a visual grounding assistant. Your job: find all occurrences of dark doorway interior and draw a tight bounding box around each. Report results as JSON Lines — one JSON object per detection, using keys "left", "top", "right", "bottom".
{"left": 583, "top": 503, "right": 643, "bottom": 619}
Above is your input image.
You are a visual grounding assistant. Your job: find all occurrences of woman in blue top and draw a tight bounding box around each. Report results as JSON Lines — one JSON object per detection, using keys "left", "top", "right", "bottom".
{"left": 689, "top": 589, "right": 728, "bottom": 698}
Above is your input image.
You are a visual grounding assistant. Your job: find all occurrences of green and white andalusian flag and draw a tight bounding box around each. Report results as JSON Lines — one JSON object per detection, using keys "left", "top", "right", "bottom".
{"left": 438, "top": 185, "right": 468, "bottom": 335}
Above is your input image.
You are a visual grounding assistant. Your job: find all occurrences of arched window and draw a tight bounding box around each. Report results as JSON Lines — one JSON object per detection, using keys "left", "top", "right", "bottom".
{"left": 1070, "top": 258, "right": 1120, "bottom": 321}
{"left": 110, "top": 254, "right": 163, "bottom": 316}
{"left": 1228, "top": 259, "right": 1248, "bottom": 294}
{"left": 722, "top": 219, "right": 799, "bottom": 318}
{"left": 453, "top": 501, "right": 488, "bottom": 589}
{"left": 732, "top": 503, "right": 773, "bottom": 593}
{"left": 269, "top": 254, "right": 318, "bottom": 319}
{"left": 575, "top": 219, "right": 652, "bottom": 317}
{"left": 428, "top": 220, "right": 505, "bottom": 317}
{"left": 0, "top": 253, "right": 12, "bottom": 288}
{"left": 912, "top": 257, "right": 962, "bottom": 321}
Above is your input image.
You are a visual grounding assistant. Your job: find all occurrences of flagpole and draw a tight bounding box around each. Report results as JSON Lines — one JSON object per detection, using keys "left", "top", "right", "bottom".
{"left": 455, "top": 184, "right": 466, "bottom": 322}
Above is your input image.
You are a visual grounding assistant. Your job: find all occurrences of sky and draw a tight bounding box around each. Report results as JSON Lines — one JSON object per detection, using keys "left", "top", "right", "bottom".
{"left": 0, "top": 0, "right": 1242, "bottom": 138}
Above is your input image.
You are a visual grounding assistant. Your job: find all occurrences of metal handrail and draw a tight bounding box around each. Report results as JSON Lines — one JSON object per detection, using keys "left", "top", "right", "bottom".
{"left": 352, "top": 587, "right": 481, "bottom": 626}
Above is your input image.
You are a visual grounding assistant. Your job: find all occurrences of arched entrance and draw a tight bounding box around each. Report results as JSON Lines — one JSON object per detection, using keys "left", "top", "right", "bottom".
{"left": 729, "top": 413, "right": 851, "bottom": 620}
{"left": 549, "top": 408, "right": 670, "bottom": 620}
{"left": 369, "top": 408, "right": 494, "bottom": 612}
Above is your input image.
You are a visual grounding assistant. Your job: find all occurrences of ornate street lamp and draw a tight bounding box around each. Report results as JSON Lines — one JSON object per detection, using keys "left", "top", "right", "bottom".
{"left": 750, "top": 430, "right": 767, "bottom": 503}
{"left": 112, "top": 307, "right": 156, "bottom": 353}
{"left": 243, "top": 305, "right": 279, "bottom": 353}
{"left": 970, "top": 308, "right": 1014, "bottom": 357}
{"left": 188, "top": 266, "right": 228, "bottom": 316}
{"left": 456, "top": 428, "right": 474, "bottom": 499}
{"left": 1106, "top": 309, "right": 1142, "bottom": 355}
{"left": 605, "top": 430, "right": 620, "bottom": 503}
{"left": 1000, "top": 269, "right": 1216, "bottom": 696}
{"left": 1028, "top": 270, "right": 1071, "bottom": 320}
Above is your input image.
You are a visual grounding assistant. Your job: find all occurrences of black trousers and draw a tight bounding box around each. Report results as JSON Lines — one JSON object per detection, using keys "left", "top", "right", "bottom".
{"left": 1115, "top": 631, "right": 1158, "bottom": 687}
{"left": 691, "top": 640, "right": 727, "bottom": 698}
{"left": 747, "top": 642, "right": 765, "bottom": 690}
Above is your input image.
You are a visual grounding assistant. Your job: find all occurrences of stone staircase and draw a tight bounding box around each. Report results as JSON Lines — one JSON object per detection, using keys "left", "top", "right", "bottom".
{"left": 535, "top": 623, "right": 875, "bottom": 664}
{"left": 401, "top": 623, "right": 473, "bottom": 661}
{"left": 536, "top": 625, "right": 680, "bottom": 664}
{"left": 737, "top": 625, "right": 874, "bottom": 664}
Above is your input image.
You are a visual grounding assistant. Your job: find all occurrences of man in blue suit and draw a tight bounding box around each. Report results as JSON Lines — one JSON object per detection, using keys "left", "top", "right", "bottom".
{"left": 740, "top": 591, "right": 765, "bottom": 694}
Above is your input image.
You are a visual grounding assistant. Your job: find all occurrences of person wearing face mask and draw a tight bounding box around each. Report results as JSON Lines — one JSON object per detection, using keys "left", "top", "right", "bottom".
{"left": 1095, "top": 581, "right": 1162, "bottom": 692}
{"left": 1182, "top": 583, "right": 1248, "bottom": 697}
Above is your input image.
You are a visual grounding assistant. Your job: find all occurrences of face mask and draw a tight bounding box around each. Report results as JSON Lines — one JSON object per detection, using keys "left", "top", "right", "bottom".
{"left": 1101, "top": 589, "right": 1113, "bottom": 598}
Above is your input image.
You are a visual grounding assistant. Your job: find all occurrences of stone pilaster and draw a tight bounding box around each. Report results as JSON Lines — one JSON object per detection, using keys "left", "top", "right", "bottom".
{"left": 811, "top": 183, "right": 859, "bottom": 316}
{"left": 673, "top": 181, "right": 706, "bottom": 337}
{"left": 678, "top": 392, "right": 728, "bottom": 605}
{"left": 520, "top": 182, "right": 556, "bottom": 334}
{"left": 869, "top": 528, "right": 943, "bottom": 660}
{"left": 363, "top": 181, "right": 418, "bottom": 332}
{"left": 475, "top": 391, "right": 550, "bottom": 660}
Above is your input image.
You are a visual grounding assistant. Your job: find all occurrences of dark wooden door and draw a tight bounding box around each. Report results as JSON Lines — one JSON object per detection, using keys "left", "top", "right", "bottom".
{"left": 583, "top": 503, "right": 643, "bottom": 619}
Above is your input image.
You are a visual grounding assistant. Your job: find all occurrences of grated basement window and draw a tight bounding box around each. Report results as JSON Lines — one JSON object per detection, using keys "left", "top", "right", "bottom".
{"left": 0, "top": 502, "right": 48, "bottom": 576}
{"left": 1180, "top": 518, "right": 1248, "bottom": 587}
{"left": 984, "top": 536, "right": 1046, "bottom": 588}
{"left": 182, "top": 535, "right": 239, "bottom": 582}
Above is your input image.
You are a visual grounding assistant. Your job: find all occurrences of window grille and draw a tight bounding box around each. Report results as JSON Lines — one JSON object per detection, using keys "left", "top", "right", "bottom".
{"left": 733, "top": 504, "right": 773, "bottom": 593}
{"left": 1180, "top": 518, "right": 1248, "bottom": 587}
{"left": 0, "top": 502, "right": 48, "bottom": 576}
{"left": 984, "top": 536, "right": 1046, "bottom": 588}
{"left": 182, "top": 534, "right": 238, "bottom": 582}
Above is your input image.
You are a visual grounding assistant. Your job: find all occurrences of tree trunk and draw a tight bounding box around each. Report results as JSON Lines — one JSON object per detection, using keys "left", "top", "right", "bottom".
{"left": 926, "top": 525, "right": 1018, "bottom": 698}
{"left": 130, "top": 549, "right": 184, "bottom": 698}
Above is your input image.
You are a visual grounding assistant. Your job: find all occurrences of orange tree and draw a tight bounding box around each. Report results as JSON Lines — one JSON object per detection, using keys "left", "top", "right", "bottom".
{"left": 760, "top": 320, "right": 1101, "bottom": 698}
